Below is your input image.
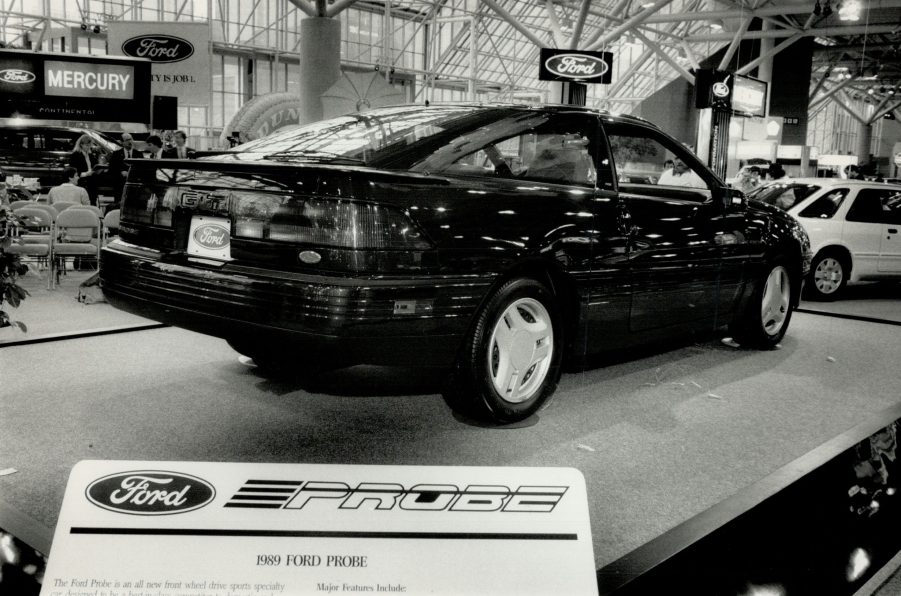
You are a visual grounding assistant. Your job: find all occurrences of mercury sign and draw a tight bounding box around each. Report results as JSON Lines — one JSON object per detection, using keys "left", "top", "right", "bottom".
{"left": 44, "top": 60, "right": 134, "bottom": 100}
{"left": 539, "top": 49, "right": 613, "bottom": 84}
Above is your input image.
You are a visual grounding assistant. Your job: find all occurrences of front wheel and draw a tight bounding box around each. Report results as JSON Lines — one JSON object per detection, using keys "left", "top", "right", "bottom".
{"left": 732, "top": 263, "right": 794, "bottom": 349}
{"left": 443, "top": 278, "right": 563, "bottom": 424}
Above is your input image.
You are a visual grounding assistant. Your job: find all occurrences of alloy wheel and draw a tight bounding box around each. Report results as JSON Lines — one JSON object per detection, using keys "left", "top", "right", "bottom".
{"left": 761, "top": 265, "right": 791, "bottom": 336}
{"left": 814, "top": 257, "right": 843, "bottom": 295}
{"left": 488, "top": 297, "right": 554, "bottom": 404}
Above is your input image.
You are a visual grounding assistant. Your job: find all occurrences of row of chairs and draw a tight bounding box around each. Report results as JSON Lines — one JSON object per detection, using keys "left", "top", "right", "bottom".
{"left": 6, "top": 205, "right": 120, "bottom": 290}
{"left": 9, "top": 199, "right": 100, "bottom": 215}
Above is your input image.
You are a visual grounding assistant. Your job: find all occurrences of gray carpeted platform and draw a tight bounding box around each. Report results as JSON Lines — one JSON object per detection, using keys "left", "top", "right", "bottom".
{"left": 1, "top": 310, "right": 900, "bottom": 568}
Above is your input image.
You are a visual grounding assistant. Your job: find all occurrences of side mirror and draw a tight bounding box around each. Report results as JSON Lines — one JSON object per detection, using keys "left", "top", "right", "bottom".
{"left": 718, "top": 186, "right": 745, "bottom": 211}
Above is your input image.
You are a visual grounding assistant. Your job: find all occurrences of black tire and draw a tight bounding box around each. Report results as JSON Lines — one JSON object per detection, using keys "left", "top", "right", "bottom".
{"left": 443, "top": 277, "right": 563, "bottom": 424}
{"left": 731, "top": 262, "right": 794, "bottom": 349}
{"left": 805, "top": 250, "right": 849, "bottom": 301}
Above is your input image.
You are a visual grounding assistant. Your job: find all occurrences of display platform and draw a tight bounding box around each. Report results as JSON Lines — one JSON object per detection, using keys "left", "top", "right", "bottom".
{"left": 3, "top": 307, "right": 901, "bottom": 577}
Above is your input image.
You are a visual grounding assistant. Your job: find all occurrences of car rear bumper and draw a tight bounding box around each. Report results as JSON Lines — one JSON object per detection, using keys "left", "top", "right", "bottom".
{"left": 100, "top": 242, "right": 494, "bottom": 367}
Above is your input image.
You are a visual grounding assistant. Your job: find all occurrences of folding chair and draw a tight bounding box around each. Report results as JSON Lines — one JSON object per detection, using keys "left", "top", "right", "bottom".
{"left": 17, "top": 204, "right": 57, "bottom": 243}
{"left": 51, "top": 201, "right": 77, "bottom": 213}
{"left": 7, "top": 207, "right": 53, "bottom": 289}
{"left": 69, "top": 205, "right": 103, "bottom": 218}
{"left": 103, "top": 209, "right": 120, "bottom": 245}
{"left": 9, "top": 200, "right": 32, "bottom": 210}
{"left": 54, "top": 208, "right": 101, "bottom": 285}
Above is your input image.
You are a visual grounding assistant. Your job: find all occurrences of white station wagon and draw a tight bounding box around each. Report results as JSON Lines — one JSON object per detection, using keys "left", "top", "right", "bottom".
{"left": 749, "top": 178, "right": 901, "bottom": 299}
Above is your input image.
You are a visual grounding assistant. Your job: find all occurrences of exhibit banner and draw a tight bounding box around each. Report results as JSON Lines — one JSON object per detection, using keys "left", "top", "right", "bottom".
{"left": 0, "top": 49, "right": 150, "bottom": 122}
{"left": 108, "top": 21, "right": 211, "bottom": 105}
{"left": 41, "top": 460, "right": 597, "bottom": 595}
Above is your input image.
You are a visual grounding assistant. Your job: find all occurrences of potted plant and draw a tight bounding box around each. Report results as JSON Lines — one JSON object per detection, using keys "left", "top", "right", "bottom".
{"left": 0, "top": 204, "right": 29, "bottom": 332}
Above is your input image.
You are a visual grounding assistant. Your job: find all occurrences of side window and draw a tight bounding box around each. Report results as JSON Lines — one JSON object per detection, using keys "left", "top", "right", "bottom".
{"left": 0, "top": 130, "right": 29, "bottom": 150}
{"left": 605, "top": 124, "right": 710, "bottom": 193}
{"left": 798, "top": 189, "right": 848, "bottom": 219}
{"left": 886, "top": 191, "right": 901, "bottom": 225}
{"left": 437, "top": 115, "right": 602, "bottom": 188}
{"left": 846, "top": 188, "right": 890, "bottom": 224}
{"left": 44, "top": 131, "right": 79, "bottom": 152}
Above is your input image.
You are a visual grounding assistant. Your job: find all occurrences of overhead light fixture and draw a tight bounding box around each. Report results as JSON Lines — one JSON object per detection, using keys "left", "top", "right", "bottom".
{"left": 92, "top": 24, "right": 101, "bottom": 34}
{"left": 868, "top": 87, "right": 875, "bottom": 94}
{"left": 838, "top": 0, "right": 860, "bottom": 20}
{"left": 709, "top": 20, "right": 724, "bottom": 30}
{"left": 813, "top": 0, "right": 822, "bottom": 16}
{"left": 823, "top": 0, "right": 833, "bottom": 16}
{"left": 641, "top": 1, "right": 656, "bottom": 7}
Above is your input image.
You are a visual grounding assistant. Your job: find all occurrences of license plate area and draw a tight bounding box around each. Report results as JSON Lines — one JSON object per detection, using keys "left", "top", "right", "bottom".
{"left": 187, "top": 215, "right": 231, "bottom": 261}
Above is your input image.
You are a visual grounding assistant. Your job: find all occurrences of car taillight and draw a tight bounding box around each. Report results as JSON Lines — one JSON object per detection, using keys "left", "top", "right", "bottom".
{"left": 236, "top": 199, "right": 432, "bottom": 250}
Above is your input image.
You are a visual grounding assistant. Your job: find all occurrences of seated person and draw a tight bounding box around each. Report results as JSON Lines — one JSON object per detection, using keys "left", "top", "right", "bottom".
{"left": 657, "top": 157, "right": 707, "bottom": 189}
{"left": 48, "top": 167, "right": 91, "bottom": 206}
{"left": 524, "top": 134, "right": 592, "bottom": 184}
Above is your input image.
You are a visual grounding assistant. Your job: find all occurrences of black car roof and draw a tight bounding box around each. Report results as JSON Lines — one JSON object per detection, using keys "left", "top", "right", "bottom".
{"left": 417, "top": 101, "right": 653, "bottom": 127}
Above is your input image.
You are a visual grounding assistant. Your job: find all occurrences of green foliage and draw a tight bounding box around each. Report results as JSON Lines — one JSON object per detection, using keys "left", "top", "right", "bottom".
{"left": 0, "top": 205, "right": 29, "bottom": 333}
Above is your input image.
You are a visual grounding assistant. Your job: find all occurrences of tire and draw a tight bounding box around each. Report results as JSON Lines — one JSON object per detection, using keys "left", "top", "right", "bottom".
{"left": 443, "top": 277, "right": 563, "bottom": 424}
{"left": 806, "top": 250, "right": 849, "bottom": 301}
{"left": 731, "top": 262, "right": 794, "bottom": 349}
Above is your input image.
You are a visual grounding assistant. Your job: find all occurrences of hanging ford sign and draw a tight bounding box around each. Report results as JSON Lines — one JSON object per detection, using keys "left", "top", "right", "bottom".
{"left": 86, "top": 471, "right": 216, "bottom": 515}
{"left": 539, "top": 49, "right": 613, "bottom": 84}
{"left": 0, "top": 68, "right": 35, "bottom": 84}
{"left": 122, "top": 35, "right": 194, "bottom": 63}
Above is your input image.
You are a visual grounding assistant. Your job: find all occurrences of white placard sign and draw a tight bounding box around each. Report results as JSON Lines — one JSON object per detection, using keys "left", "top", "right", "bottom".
{"left": 42, "top": 461, "right": 596, "bottom": 595}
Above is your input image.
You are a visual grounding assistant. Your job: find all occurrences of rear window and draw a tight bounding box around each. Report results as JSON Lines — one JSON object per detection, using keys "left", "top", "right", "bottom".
{"left": 224, "top": 105, "right": 514, "bottom": 168}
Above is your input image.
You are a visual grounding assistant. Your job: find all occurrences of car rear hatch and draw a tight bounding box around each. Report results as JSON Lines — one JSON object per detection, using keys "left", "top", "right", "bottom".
{"left": 115, "top": 159, "right": 434, "bottom": 274}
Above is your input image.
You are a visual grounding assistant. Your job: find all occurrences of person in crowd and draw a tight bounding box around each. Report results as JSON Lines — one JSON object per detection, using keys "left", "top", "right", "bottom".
{"left": 145, "top": 135, "right": 165, "bottom": 159}
{"left": 69, "top": 134, "right": 103, "bottom": 204}
{"left": 163, "top": 130, "right": 196, "bottom": 159}
{"left": 736, "top": 166, "right": 761, "bottom": 194}
{"left": 657, "top": 157, "right": 706, "bottom": 188}
{"left": 767, "top": 163, "right": 789, "bottom": 181}
{"left": 48, "top": 167, "right": 90, "bottom": 206}
{"left": 108, "top": 133, "right": 143, "bottom": 207}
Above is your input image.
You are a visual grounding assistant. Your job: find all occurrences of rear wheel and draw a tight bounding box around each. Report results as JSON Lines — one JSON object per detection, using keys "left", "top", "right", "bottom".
{"left": 732, "top": 262, "right": 794, "bottom": 349}
{"left": 443, "top": 277, "right": 562, "bottom": 424}
{"left": 806, "top": 251, "right": 848, "bottom": 301}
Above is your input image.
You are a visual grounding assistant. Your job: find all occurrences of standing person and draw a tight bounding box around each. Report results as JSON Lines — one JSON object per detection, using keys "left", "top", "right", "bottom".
{"left": 69, "top": 134, "right": 101, "bottom": 205}
{"left": 163, "top": 131, "right": 196, "bottom": 159}
{"left": 48, "top": 167, "right": 90, "bottom": 206}
{"left": 736, "top": 166, "right": 761, "bottom": 194}
{"left": 108, "top": 133, "right": 143, "bottom": 208}
{"left": 767, "top": 163, "right": 789, "bottom": 181}
{"left": 145, "top": 135, "right": 165, "bottom": 159}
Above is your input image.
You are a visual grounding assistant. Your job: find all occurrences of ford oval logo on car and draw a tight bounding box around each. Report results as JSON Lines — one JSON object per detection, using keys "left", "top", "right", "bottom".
{"left": 193, "top": 224, "right": 230, "bottom": 250}
{"left": 86, "top": 471, "right": 215, "bottom": 515}
{"left": 122, "top": 35, "right": 194, "bottom": 63}
{"left": 0, "top": 69, "right": 36, "bottom": 84}
{"left": 544, "top": 54, "right": 608, "bottom": 80}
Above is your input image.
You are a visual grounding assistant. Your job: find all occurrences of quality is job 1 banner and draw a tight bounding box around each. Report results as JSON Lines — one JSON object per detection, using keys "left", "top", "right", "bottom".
{"left": 42, "top": 461, "right": 596, "bottom": 595}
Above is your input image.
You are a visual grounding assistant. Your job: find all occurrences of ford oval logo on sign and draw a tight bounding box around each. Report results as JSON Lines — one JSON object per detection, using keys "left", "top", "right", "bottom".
{"left": 193, "top": 223, "right": 230, "bottom": 250}
{"left": 539, "top": 49, "right": 613, "bottom": 84}
{"left": 122, "top": 35, "right": 194, "bottom": 63}
{"left": 0, "top": 68, "right": 36, "bottom": 84}
{"left": 86, "top": 471, "right": 215, "bottom": 515}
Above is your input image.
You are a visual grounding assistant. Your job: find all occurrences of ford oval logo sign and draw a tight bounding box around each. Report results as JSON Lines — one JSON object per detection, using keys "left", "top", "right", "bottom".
{"left": 0, "top": 69, "right": 35, "bottom": 84}
{"left": 544, "top": 53, "right": 608, "bottom": 80}
{"left": 122, "top": 35, "right": 194, "bottom": 63}
{"left": 86, "top": 471, "right": 215, "bottom": 515}
{"left": 193, "top": 223, "right": 230, "bottom": 250}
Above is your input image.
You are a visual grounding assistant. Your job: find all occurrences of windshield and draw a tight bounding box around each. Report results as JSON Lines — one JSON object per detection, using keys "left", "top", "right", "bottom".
{"left": 752, "top": 182, "right": 822, "bottom": 211}
{"left": 226, "top": 105, "right": 514, "bottom": 167}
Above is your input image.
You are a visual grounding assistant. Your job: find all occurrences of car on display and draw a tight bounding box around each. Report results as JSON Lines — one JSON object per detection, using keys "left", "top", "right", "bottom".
{"left": 100, "top": 104, "right": 811, "bottom": 424}
{"left": 748, "top": 178, "right": 901, "bottom": 300}
{"left": 0, "top": 124, "right": 120, "bottom": 192}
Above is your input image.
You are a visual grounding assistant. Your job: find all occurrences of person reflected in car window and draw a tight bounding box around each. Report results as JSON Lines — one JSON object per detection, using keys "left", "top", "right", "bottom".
{"left": 657, "top": 157, "right": 706, "bottom": 189}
